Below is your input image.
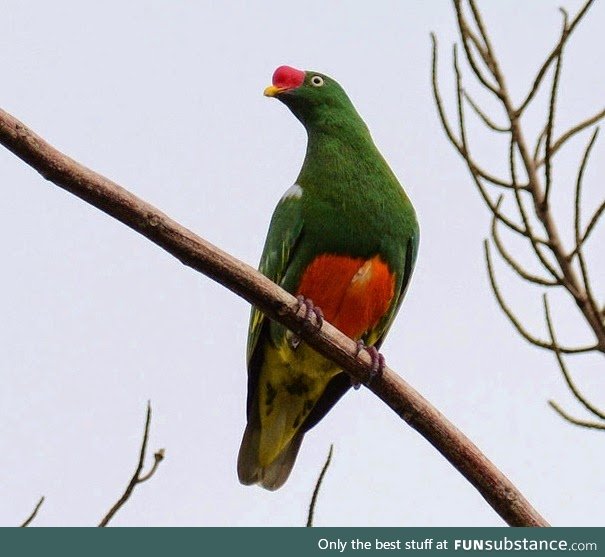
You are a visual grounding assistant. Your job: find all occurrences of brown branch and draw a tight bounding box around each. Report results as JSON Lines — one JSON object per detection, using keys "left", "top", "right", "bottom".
{"left": 98, "top": 402, "right": 164, "bottom": 526}
{"left": 0, "top": 107, "right": 548, "bottom": 527}
{"left": 20, "top": 496, "right": 45, "bottom": 527}
{"left": 306, "top": 445, "right": 334, "bottom": 527}
{"left": 452, "top": 0, "right": 605, "bottom": 354}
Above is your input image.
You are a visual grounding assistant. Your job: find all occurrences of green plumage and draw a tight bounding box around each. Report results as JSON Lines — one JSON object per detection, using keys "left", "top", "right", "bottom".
{"left": 238, "top": 68, "right": 419, "bottom": 490}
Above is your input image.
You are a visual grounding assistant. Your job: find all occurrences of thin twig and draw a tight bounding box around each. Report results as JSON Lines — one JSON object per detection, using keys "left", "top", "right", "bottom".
{"left": 453, "top": 1, "right": 501, "bottom": 97}
{"left": 578, "top": 199, "right": 605, "bottom": 249}
{"left": 20, "top": 496, "right": 45, "bottom": 527}
{"left": 517, "top": 0, "right": 595, "bottom": 115}
{"left": 484, "top": 241, "right": 595, "bottom": 354}
{"left": 543, "top": 295, "right": 605, "bottom": 421}
{"left": 573, "top": 128, "right": 603, "bottom": 337}
{"left": 548, "top": 401, "right": 605, "bottom": 431}
{"left": 463, "top": 90, "right": 509, "bottom": 133}
{"left": 491, "top": 200, "right": 559, "bottom": 287}
{"left": 306, "top": 445, "right": 334, "bottom": 527}
{"left": 543, "top": 10, "right": 567, "bottom": 205}
{"left": 98, "top": 402, "right": 164, "bottom": 526}
{"left": 0, "top": 106, "right": 549, "bottom": 526}
{"left": 536, "top": 107, "right": 605, "bottom": 167}
{"left": 509, "top": 138, "right": 561, "bottom": 281}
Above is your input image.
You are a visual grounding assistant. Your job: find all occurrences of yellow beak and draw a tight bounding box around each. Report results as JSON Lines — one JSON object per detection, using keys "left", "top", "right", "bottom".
{"left": 264, "top": 85, "right": 284, "bottom": 97}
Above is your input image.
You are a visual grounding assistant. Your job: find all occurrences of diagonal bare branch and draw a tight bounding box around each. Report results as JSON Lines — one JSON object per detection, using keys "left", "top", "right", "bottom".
{"left": 548, "top": 401, "right": 605, "bottom": 430}
{"left": 453, "top": 0, "right": 501, "bottom": 97}
{"left": 508, "top": 138, "right": 561, "bottom": 280}
{"left": 573, "top": 128, "right": 604, "bottom": 339}
{"left": 543, "top": 295, "right": 605, "bottom": 421}
{"left": 431, "top": 36, "right": 521, "bottom": 191}
{"left": 491, "top": 199, "right": 559, "bottom": 287}
{"left": 517, "top": 0, "right": 596, "bottom": 115}
{"left": 463, "top": 90, "right": 509, "bottom": 133}
{"left": 579, "top": 199, "right": 605, "bottom": 248}
{"left": 537, "top": 107, "right": 605, "bottom": 167}
{"left": 543, "top": 10, "right": 568, "bottom": 206}
{"left": 484, "top": 241, "right": 595, "bottom": 354}
{"left": 20, "top": 496, "right": 45, "bottom": 527}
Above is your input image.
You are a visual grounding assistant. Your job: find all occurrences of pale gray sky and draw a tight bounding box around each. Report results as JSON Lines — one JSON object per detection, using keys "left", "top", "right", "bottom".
{"left": 1, "top": 0, "right": 603, "bottom": 526}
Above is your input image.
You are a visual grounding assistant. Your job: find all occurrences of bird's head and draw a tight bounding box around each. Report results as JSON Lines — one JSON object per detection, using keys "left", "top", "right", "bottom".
{"left": 264, "top": 65, "right": 363, "bottom": 132}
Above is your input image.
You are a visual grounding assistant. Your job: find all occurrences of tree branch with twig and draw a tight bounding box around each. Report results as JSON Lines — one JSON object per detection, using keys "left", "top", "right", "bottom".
{"left": 99, "top": 402, "right": 165, "bottom": 527}
{"left": 432, "top": 0, "right": 605, "bottom": 430}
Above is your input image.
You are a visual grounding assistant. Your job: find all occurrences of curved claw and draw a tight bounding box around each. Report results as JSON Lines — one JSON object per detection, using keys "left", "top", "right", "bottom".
{"left": 353, "top": 340, "right": 385, "bottom": 387}
{"left": 290, "top": 295, "right": 324, "bottom": 350}
{"left": 295, "top": 295, "right": 324, "bottom": 331}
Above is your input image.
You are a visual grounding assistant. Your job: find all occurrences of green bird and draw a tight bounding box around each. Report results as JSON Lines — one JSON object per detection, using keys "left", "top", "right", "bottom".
{"left": 238, "top": 66, "right": 419, "bottom": 490}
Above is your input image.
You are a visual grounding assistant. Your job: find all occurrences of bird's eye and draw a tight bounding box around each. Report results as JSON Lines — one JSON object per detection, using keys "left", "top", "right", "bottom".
{"left": 310, "top": 75, "right": 324, "bottom": 87}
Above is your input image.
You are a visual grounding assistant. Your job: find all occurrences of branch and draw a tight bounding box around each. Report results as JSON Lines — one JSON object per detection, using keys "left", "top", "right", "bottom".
{"left": 484, "top": 241, "right": 595, "bottom": 354}
{"left": 463, "top": 90, "right": 509, "bottom": 133}
{"left": 98, "top": 402, "right": 165, "bottom": 526}
{"left": 548, "top": 401, "right": 605, "bottom": 431}
{"left": 490, "top": 200, "right": 559, "bottom": 287}
{"left": 0, "top": 107, "right": 547, "bottom": 527}
{"left": 536, "top": 107, "right": 605, "bottom": 167}
{"left": 543, "top": 296, "right": 605, "bottom": 422}
{"left": 517, "top": 0, "right": 595, "bottom": 115}
{"left": 20, "top": 496, "right": 45, "bottom": 527}
{"left": 306, "top": 445, "right": 333, "bottom": 527}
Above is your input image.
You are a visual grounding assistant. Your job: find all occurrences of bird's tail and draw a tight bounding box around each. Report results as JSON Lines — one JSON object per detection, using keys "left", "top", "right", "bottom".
{"left": 237, "top": 403, "right": 305, "bottom": 490}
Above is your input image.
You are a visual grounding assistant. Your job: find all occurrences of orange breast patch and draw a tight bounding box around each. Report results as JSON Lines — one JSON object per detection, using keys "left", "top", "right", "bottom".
{"left": 296, "top": 254, "right": 396, "bottom": 340}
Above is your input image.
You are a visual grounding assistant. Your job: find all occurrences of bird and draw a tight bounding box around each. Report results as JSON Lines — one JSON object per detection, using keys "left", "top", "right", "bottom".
{"left": 237, "top": 65, "right": 419, "bottom": 490}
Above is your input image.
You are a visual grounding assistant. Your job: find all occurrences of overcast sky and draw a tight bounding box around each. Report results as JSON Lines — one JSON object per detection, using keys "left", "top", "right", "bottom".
{"left": 1, "top": 0, "right": 604, "bottom": 527}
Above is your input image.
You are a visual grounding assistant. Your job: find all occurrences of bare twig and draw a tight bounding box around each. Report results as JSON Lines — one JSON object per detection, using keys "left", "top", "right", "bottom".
{"left": 543, "top": 10, "right": 567, "bottom": 205}
{"left": 543, "top": 295, "right": 605, "bottom": 422}
{"left": 536, "top": 107, "right": 605, "bottom": 167}
{"left": 573, "top": 129, "right": 602, "bottom": 328}
{"left": 578, "top": 199, "right": 605, "bottom": 249}
{"left": 484, "top": 241, "right": 595, "bottom": 354}
{"left": 548, "top": 401, "right": 605, "bottom": 431}
{"left": 98, "top": 402, "right": 164, "bottom": 527}
{"left": 0, "top": 107, "right": 548, "bottom": 526}
{"left": 517, "top": 0, "right": 595, "bottom": 115}
{"left": 437, "top": 0, "right": 605, "bottom": 379}
{"left": 20, "top": 496, "right": 45, "bottom": 527}
{"left": 491, "top": 202, "right": 559, "bottom": 287}
{"left": 306, "top": 445, "right": 334, "bottom": 527}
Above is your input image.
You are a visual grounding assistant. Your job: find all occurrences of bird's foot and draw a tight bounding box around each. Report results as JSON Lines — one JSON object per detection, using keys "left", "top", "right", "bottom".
{"left": 352, "top": 340, "right": 386, "bottom": 389}
{"left": 294, "top": 295, "right": 324, "bottom": 330}
{"left": 289, "top": 295, "right": 324, "bottom": 349}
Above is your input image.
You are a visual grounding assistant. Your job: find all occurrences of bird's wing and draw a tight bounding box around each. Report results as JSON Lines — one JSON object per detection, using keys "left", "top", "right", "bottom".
{"left": 246, "top": 184, "right": 304, "bottom": 371}
{"left": 372, "top": 230, "right": 420, "bottom": 349}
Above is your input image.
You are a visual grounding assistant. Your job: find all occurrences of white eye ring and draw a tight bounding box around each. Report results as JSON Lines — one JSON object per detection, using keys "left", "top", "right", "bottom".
{"left": 310, "top": 75, "right": 324, "bottom": 87}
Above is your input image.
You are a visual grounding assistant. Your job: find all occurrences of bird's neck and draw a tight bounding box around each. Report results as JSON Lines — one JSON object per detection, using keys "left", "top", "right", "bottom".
{"left": 298, "top": 121, "right": 382, "bottom": 185}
